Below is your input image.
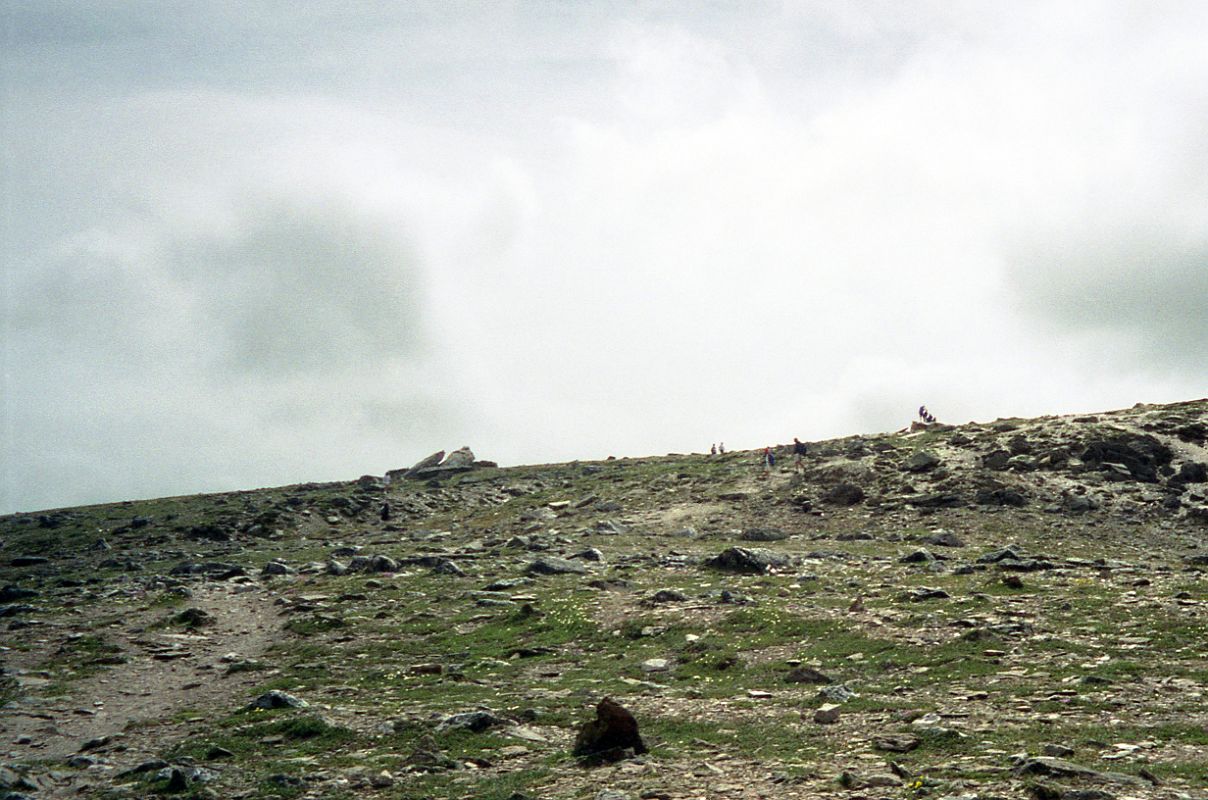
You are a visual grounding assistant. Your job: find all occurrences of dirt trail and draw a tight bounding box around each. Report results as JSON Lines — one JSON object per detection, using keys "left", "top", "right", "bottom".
{"left": 1, "top": 582, "right": 286, "bottom": 795}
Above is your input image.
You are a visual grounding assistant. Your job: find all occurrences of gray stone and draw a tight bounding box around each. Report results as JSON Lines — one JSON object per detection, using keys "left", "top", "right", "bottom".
{"left": 817, "top": 684, "right": 857, "bottom": 703}
{"left": 0, "top": 586, "right": 37, "bottom": 602}
{"left": 900, "top": 548, "right": 936, "bottom": 563}
{"left": 785, "top": 666, "right": 833, "bottom": 684}
{"left": 904, "top": 587, "right": 950, "bottom": 601}
{"left": 526, "top": 557, "right": 589, "bottom": 575}
{"left": 248, "top": 690, "right": 308, "bottom": 710}
{"left": 822, "top": 483, "right": 866, "bottom": 505}
{"left": 740, "top": 527, "right": 788, "bottom": 542}
{"left": 704, "top": 547, "right": 791, "bottom": 574}
{"left": 903, "top": 451, "right": 941, "bottom": 472}
{"left": 1012, "top": 757, "right": 1145, "bottom": 785}
{"left": 873, "top": 734, "right": 920, "bottom": 752}
{"left": 923, "top": 531, "right": 966, "bottom": 547}
{"left": 1042, "top": 743, "right": 1075, "bottom": 757}
{"left": 403, "top": 450, "right": 445, "bottom": 478}
{"left": 983, "top": 450, "right": 1011, "bottom": 470}
{"left": 430, "top": 559, "right": 466, "bottom": 576}
{"left": 440, "top": 447, "right": 476, "bottom": 469}
{"left": 437, "top": 710, "right": 504, "bottom": 732}
{"left": 348, "top": 554, "right": 399, "bottom": 573}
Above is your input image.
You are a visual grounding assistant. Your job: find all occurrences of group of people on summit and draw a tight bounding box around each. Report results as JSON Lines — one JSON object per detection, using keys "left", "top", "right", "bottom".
{"left": 722, "top": 404, "right": 936, "bottom": 477}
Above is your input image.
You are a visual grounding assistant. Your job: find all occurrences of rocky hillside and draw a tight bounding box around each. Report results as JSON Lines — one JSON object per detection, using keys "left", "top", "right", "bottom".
{"left": 1, "top": 400, "right": 1206, "bottom": 800}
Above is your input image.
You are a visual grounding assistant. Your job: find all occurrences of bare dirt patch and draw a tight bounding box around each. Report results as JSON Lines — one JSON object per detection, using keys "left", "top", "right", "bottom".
{"left": 1, "top": 582, "right": 285, "bottom": 796}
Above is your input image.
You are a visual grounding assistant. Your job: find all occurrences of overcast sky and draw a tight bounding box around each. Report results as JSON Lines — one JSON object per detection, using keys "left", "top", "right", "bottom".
{"left": 3, "top": 1, "right": 1206, "bottom": 514}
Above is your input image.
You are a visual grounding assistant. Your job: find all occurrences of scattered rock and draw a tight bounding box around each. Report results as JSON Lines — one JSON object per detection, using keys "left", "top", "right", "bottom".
{"left": 526, "top": 557, "right": 589, "bottom": 575}
{"left": 903, "top": 451, "right": 941, "bottom": 472}
{"left": 873, "top": 734, "right": 920, "bottom": 753}
{"left": 703, "top": 547, "right": 791, "bottom": 574}
{"left": 785, "top": 666, "right": 833, "bottom": 684}
{"left": 900, "top": 548, "right": 937, "bottom": 563}
{"left": 248, "top": 690, "right": 308, "bottom": 710}
{"left": 174, "top": 607, "right": 215, "bottom": 628}
{"left": 437, "top": 710, "right": 505, "bottom": 733}
{"left": 923, "top": 531, "right": 966, "bottom": 547}
{"left": 904, "top": 587, "right": 950, "bottom": 601}
{"left": 822, "top": 483, "right": 866, "bottom": 505}
{"left": 740, "top": 527, "right": 789, "bottom": 542}
{"left": 1012, "top": 757, "right": 1145, "bottom": 785}
{"left": 9, "top": 556, "right": 49, "bottom": 567}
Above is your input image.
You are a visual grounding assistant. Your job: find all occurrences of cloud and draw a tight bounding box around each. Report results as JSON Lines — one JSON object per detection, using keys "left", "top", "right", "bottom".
{"left": 168, "top": 196, "right": 426, "bottom": 377}
{"left": 5, "top": 2, "right": 1208, "bottom": 513}
{"left": 6, "top": 184, "right": 460, "bottom": 512}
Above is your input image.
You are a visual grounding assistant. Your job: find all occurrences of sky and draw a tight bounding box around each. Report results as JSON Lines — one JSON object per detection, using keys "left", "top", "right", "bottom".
{"left": 2, "top": 1, "right": 1206, "bottom": 514}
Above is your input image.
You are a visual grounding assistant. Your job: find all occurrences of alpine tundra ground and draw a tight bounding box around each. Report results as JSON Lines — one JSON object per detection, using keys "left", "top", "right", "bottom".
{"left": 2, "top": 400, "right": 1207, "bottom": 800}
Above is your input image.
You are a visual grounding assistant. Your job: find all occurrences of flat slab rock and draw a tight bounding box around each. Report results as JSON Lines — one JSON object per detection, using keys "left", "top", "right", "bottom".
{"left": 1012, "top": 757, "right": 1146, "bottom": 785}
{"left": 526, "top": 557, "right": 589, "bottom": 575}
{"left": 703, "top": 547, "right": 791, "bottom": 573}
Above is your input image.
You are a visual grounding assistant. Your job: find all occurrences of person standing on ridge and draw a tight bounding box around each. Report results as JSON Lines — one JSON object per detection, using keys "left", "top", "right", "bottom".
{"left": 793, "top": 437, "right": 808, "bottom": 473}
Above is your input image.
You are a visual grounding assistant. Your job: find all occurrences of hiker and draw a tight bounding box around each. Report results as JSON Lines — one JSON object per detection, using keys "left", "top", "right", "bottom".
{"left": 919, "top": 405, "right": 928, "bottom": 422}
{"left": 718, "top": 442, "right": 726, "bottom": 454}
{"left": 793, "top": 437, "right": 808, "bottom": 473}
{"left": 711, "top": 443, "right": 717, "bottom": 456}
{"left": 762, "top": 446, "right": 775, "bottom": 476}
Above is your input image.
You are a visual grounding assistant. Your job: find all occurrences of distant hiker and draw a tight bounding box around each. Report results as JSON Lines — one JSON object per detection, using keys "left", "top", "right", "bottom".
{"left": 925, "top": 411, "right": 936, "bottom": 424}
{"left": 793, "top": 437, "right": 808, "bottom": 473}
{"left": 762, "top": 446, "right": 775, "bottom": 476}
{"left": 919, "top": 405, "right": 928, "bottom": 422}
{"left": 380, "top": 502, "right": 392, "bottom": 522}
{"left": 711, "top": 443, "right": 718, "bottom": 456}
{"left": 719, "top": 442, "right": 726, "bottom": 454}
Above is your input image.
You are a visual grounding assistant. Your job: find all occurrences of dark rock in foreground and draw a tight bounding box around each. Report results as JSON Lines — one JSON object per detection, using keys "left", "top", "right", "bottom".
{"left": 573, "top": 697, "right": 647, "bottom": 761}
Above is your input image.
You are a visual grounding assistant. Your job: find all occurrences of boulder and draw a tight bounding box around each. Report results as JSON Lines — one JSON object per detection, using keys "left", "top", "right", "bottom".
{"left": 401, "top": 451, "right": 445, "bottom": 479}
{"left": 1081, "top": 435, "right": 1173, "bottom": 482}
{"left": 436, "top": 710, "right": 504, "bottom": 733}
{"left": 975, "top": 486, "right": 1028, "bottom": 507}
{"left": 822, "top": 483, "right": 866, "bottom": 505}
{"left": 572, "top": 698, "right": 647, "bottom": 760}
{"left": 440, "top": 447, "right": 476, "bottom": 469}
{"left": 703, "top": 547, "right": 791, "bottom": 574}
{"left": 248, "top": 690, "right": 308, "bottom": 710}
{"left": 740, "top": 527, "right": 788, "bottom": 542}
{"left": 903, "top": 451, "right": 941, "bottom": 472}
{"left": 526, "top": 557, "right": 589, "bottom": 575}
{"left": 982, "top": 450, "right": 1011, "bottom": 471}
{"left": 1174, "top": 461, "right": 1207, "bottom": 484}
